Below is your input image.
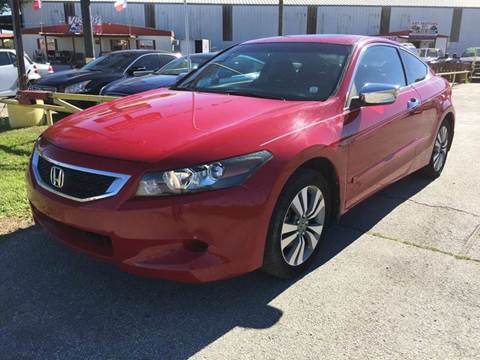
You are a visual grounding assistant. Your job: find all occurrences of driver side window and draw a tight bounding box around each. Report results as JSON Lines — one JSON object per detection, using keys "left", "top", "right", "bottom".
{"left": 351, "top": 45, "right": 406, "bottom": 98}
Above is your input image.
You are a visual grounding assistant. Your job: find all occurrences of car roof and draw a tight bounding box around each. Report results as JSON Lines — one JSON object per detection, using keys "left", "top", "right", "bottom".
{"left": 243, "top": 34, "right": 397, "bottom": 47}
{"left": 107, "top": 50, "right": 180, "bottom": 56}
{"left": 187, "top": 52, "right": 216, "bottom": 58}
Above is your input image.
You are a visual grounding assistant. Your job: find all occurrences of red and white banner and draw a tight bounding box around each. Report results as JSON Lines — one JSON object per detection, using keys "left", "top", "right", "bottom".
{"left": 114, "top": 0, "right": 127, "bottom": 12}
{"left": 33, "top": 0, "right": 42, "bottom": 11}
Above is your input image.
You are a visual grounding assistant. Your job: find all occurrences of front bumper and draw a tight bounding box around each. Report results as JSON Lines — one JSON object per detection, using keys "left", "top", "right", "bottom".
{"left": 27, "top": 146, "right": 277, "bottom": 283}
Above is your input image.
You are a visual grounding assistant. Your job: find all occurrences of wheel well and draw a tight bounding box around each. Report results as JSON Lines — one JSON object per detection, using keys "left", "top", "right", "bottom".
{"left": 295, "top": 157, "right": 341, "bottom": 224}
{"left": 443, "top": 112, "right": 455, "bottom": 150}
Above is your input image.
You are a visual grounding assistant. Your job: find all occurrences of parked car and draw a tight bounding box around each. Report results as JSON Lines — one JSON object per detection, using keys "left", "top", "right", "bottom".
{"left": 429, "top": 53, "right": 462, "bottom": 65}
{"left": 401, "top": 42, "right": 417, "bottom": 54}
{"left": 27, "top": 35, "right": 454, "bottom": 283}
{"left": 0, "top": 49, "right": 53, "bottom": 97}
{"left": 417, "top": 48, "right": 444, "bottom": 63}
{"left": 31, "top": 50, "right": 180, "bottom": 94}
{"left": 101, "top": 53, "right": 216, "bottom": 96}
{"left": 460, "top": 47, "right": 480, "bottom": 80}
{"left": 460, "top": 47, "right": 479, "bottom": 63}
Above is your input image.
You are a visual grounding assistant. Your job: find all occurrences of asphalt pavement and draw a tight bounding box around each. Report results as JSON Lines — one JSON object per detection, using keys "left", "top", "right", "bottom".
{"left": 0, "top": 84, "right": 479, "bottom": 360}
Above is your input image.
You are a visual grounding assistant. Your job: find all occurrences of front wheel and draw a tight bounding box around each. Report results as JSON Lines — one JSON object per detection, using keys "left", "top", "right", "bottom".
{"left": 421, "top": 120, "right": 452, "bottom": 178}
{"left": 262, "top": 169, "right": 331, "bottom": 279}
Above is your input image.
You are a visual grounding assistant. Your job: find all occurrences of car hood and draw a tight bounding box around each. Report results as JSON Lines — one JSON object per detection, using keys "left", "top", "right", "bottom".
{"left": 102, "top": 74, "right": 178, "bottom": 95}
{"left": 43, "top": 89, "right": 317, "bottom": 164}
{"left": 35, "top": 69, "right": 122, "bottom": 89}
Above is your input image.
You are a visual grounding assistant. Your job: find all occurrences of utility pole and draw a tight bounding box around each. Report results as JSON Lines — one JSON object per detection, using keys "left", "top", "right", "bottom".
{"left": 183, "top": 0, "right": 191, "bottom": 71}
{"left": 9, "top": 0, "right": 28, "bottom": 91}
{"left": 80, "top": 0, "right": 95, "bottom": 62}
{"left": 278, "top": 0, "right": 284, "bottom": 36}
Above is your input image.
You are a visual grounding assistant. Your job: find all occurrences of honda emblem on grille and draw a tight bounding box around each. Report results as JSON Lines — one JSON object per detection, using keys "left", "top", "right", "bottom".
{"left": 50, "top": 166, "right": 65, "bottom": 189}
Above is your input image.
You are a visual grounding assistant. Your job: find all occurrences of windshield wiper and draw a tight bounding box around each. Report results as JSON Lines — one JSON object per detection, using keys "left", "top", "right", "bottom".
{"left": 226, "top": 90, "right": 285, "bottom": 100}
{"left": 170, "top": 84, "right": 193, "bottom": 91}
{"left": 195, "top": 88, "right": 286, "bottom": 100}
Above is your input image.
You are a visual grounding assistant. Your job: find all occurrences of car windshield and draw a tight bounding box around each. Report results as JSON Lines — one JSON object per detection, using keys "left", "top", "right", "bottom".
{"left": 83, "top": 52, "right": 139, "bottom": 72}
{"left": 156, "top": 55, "right": 211, "bottom": 76}
{"left": 175, "top": 42, "right": 351, "bottom": 101}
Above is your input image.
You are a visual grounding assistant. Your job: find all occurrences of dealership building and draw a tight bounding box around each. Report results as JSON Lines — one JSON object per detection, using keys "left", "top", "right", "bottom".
{"left": 19, "top": 0, "right": 480, "bottom": 56}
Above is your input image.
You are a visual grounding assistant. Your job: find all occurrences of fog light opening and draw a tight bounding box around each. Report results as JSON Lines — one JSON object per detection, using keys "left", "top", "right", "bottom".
{"left": 184, "top": 239, "right": 209, "bottom": 253}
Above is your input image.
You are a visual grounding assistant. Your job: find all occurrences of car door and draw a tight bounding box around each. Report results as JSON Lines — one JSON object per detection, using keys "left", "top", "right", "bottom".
{"left": 343, "top": 44, "right": 423, "bottom": 209}
{"left": 399, "top": 48, "right": 442, "bottom": 164}
{"left": 0, "top": 52, "right": 18, "bottom": 96}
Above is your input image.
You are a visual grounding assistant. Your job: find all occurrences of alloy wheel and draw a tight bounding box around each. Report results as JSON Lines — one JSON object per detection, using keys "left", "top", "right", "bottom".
{"left": 433, "top": 125, "right": 449, "bottom": 172}
{"left": 280, "top": 185, "right": 325, "bottom": 266}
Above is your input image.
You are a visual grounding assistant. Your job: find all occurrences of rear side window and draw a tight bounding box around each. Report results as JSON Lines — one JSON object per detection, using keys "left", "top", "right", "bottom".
{"left": 132, "top": 54, "right": 175, "bottom": 72}
{"left": 352, "top": 45, "right": 406, "bottom": 96}
{"left": 0, "top": 52, "right": 11, "bottom": 66}
{"left": 400, "top": 50, "right": 428, "bottom": 84}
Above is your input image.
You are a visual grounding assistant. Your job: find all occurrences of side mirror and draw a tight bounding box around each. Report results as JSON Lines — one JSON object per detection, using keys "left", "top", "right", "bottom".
{"left": 351, "top": 83, "right": 400, "bottom": 108}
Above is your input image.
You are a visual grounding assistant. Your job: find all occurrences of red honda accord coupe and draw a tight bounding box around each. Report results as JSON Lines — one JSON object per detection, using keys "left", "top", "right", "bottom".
{"left": 27, "top": 35, "right": 454, "bottom": 283}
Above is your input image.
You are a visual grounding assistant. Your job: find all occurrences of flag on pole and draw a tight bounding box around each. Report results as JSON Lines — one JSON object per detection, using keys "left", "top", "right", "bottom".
{"left": 33, "top": 0, "right": 42, "bottom": 11}
{"left": 114, "top": 0, "right": 127, "bottom": 12}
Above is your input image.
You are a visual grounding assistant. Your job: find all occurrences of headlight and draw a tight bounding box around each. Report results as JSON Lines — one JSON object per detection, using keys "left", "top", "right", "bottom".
{"left": 136, "top": 150, "right": 272, "bottom": 196}
{"left": 64, "top": 80, "right": 91, "bottom": 93}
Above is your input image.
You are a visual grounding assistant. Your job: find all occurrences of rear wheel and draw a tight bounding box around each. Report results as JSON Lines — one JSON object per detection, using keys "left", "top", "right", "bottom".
{"left": 422, "top": 120, "right": 452, "bottom": 178}
{"left": 262, "top": 169, "right": 331, "bottom": 279}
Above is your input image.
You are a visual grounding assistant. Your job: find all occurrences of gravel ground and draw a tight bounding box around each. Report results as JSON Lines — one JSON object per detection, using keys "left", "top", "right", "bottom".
{"left": 0, "top": 84, "right": 479, "bottom": 360}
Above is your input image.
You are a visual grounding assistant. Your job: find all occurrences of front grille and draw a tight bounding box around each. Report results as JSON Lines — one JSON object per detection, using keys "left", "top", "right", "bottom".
{"left": 37, "top": 156, "right": 115, "bottom": 199}
{"left": 32, "top": 149, "right": 130, "bottom": 202}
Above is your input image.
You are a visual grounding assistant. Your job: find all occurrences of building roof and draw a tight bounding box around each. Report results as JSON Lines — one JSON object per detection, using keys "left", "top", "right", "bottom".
{"left": 245, "top": 34, "right": 371, "bottom": 45}
{"left": 22, "top": 23, "right": 174, "bottom": 37}
{"left": 42, "top": 0, "right": 480, "bottom": 8}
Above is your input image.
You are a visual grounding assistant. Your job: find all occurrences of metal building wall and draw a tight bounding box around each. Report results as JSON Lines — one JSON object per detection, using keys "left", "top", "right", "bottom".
{"left": 451, "top": 8, "right": 480, "bottom": 54}
{"left": 284, "top": 6, "right": 308, "bottom": 35}
{"left": 389, "top": 6, "right": 453, "bottom": 35}
{"left": 19, "top": 1, "right": 480, "bottom": 54}
{"left": 153, "top": 4, "right": 309, "bottom": 49}
{"left": 316, "top": 6, "right": 381, "bottom": 35}
{"left": 22, "top": 2, "right": 66, "bottom": 27}
{"left": 155, "top": 4, "right": 224, "bottom": 48}
{"left": 232, "top": 5, "right": 278, "bottom": 43}
{"left": 74, "top": 2, "right": 146, "bottom": 27}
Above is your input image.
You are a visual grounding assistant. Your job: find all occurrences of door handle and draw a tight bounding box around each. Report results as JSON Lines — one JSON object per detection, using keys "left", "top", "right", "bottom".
{"left": 407, "top": 98, "right": 421, "bottom": 110}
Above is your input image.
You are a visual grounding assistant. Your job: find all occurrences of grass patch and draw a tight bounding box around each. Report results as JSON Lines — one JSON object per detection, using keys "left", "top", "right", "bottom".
{"left": 0, "top": 125, "right": 46, "bottom": 219}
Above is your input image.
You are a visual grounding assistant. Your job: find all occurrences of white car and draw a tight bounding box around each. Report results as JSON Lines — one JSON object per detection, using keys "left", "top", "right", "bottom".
{"left": 417, "top": 48, "right": 444, "bottom": 63}
{"left": 400, "top": 42, "right": 417, "bottom": 54}
{"left": 0, "top": 49, "right": 53, "bottom": 97}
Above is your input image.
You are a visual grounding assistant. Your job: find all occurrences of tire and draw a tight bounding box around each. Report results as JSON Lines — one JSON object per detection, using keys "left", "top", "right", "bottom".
{"left": 262, "top": 169, "right": 331, "bottom": 279}
{"left": 421, "top": 119, "right": 452, "bottom": 178}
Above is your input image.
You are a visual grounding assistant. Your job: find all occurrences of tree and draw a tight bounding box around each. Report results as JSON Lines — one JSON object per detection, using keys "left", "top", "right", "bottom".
{"left": 0, "top": 1, "right": 32, "bottom": 15}
{"left": 0, "top": 0, "right": 10, "bottom": 13}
